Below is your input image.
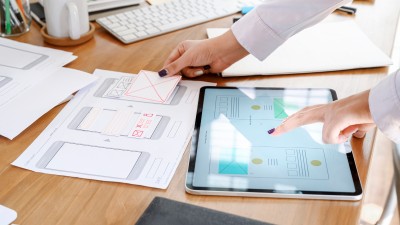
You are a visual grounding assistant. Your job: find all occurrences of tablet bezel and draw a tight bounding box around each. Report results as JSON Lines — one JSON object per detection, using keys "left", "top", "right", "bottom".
{"left": 185, "top": 86, "right": 363, "bottom": 201}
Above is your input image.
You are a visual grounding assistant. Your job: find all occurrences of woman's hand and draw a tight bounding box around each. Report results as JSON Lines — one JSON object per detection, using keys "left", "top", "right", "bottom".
{"left": 158, "top": 30, "right": 249, "bottom": 78}
{"left": 270, "top": 90, "right": 375, "bottom": 144}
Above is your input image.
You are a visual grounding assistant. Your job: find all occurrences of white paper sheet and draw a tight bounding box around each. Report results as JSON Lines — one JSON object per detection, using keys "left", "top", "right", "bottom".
{"left": 12, "top": 69, "right": 215, "bottom": 189}
{"left": 0, "top": 205, "right": 17, "bottom": 225}
{"left": 0, "top": 38, "right": 77, "bottom": 108}
{"left": 0, "top": 68, "right": 98, "bottom": 140}
{"left": 207, "top": 20, "right": 392, "bottom": 76}
{"left": 0, "top": 38, "right": 98, "bottom": 140}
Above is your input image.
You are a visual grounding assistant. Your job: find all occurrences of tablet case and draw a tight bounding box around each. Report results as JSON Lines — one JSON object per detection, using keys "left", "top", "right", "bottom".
{"left": 135, "top": 197, "right": 273, "bottom": 225}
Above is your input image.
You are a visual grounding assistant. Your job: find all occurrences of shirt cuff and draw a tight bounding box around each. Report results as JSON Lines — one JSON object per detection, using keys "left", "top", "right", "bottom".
{"left": 369, "top": 70, "right": 400, "bottom": 144}
{"left": 231, "top": 9, "right": 285, "bottom": 61}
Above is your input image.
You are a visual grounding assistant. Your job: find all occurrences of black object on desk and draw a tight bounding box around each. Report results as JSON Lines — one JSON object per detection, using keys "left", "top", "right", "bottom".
{"left": 233, "top": 17, "right": 241, "bottom": 23}
{"left": 135, "top": 197, "right": 273, "bottom": 225}
{"left": 337, "top": 6, "right": 357, "bottom": 15}
{"left": 30, "top": 2, "right": 46, "bottom": 27}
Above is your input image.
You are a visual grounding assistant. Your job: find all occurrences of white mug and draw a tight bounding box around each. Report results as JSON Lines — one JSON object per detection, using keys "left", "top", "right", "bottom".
{"left": 43, "top": 0, "right": 89, "bottom": 40}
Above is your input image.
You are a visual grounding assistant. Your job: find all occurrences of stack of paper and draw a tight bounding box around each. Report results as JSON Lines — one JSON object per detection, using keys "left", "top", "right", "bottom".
{"left": 0, "top": 38, "right": 98, "bottom": 139}
{"left": 0, "top": 205, "right": 17, "bottom": 225}
{"left": 13, "top": 69, "right": 214, "bottom": 189}
{"left": 207, "top": 20, "right": 393, "bottom": 77}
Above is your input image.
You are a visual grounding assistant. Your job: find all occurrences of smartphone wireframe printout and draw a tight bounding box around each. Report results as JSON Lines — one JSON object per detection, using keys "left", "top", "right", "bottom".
{"left": 0, "top": 38, "right": 79, "bottom": 139}
{"left": 13, "top": 69, "right": 214, "bottom": 189}
{"left": 186, "top": 87, "right": 362, "bottom": 200}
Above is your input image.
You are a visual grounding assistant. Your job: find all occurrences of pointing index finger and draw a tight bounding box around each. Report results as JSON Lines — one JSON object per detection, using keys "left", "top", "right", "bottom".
{"left": 271, "top": 104, "right": 325, "bottom": 136}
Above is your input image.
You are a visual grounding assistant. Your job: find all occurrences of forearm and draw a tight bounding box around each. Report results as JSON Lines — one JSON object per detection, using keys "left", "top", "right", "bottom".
{"left": 211, "top": 30, "right": 249, "bottom": 68}
{"left": 231, "top": 0, "right": 351, "bottom": 60}
{"left": 369, "top": 70, "right": 400, "bottom": 144}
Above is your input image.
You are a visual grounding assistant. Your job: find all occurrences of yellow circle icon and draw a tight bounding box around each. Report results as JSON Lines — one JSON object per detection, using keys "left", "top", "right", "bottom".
{"left": 311, "top": 160, "right": 322, "bottom": 166}
{"left": 252, "top": 158, "right": 263, "bottom": 164}
{"left": 251, "top": 105, "right": 261, "bottom": 110}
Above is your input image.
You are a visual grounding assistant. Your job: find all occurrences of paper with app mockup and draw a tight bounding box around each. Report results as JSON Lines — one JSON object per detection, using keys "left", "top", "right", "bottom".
{"left": 0, "top": 38, "right": 100, "bottom": 140}
{"left": 13, "top": 69, "right": 215, "bottom": 189}
{"left": 0, "top": 38, "right": 77, "bottom": 109}
{"left": 0, "top": 68, "right": 98, "bottom": 140}
{"left": 123, "top": 70, "right": 181, "bottom": 103}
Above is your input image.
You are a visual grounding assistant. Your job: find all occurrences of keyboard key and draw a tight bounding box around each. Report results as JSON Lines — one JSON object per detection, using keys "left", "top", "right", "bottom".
{"left": 136, "top": 31, "right": 147, "bottom": 37}
{"left": 146, "top": 28, "right": 160, "bottom": 34}
{"left": 127, "top": 24, "right": 137, "bottom": 29}
{"left": 117, "top": 14, "right": 127, "bottom": 20}
{"left": 153, "top": 22, "right": 162, "bottom": 27}
{"left": 112, "top": 26, "right": 127, "bottom": 32}
{"left": 98, "top": 18, "right": 110, "bottom": 24}
{"left": 160, "top": 16, "right": 206, "bottom": 31}
{"left": 107, "top": 23, "right": 121, "bottom": 29}
{"left": 118, "top": 29, "right": 134, "bottom": 36}
{"left": 122, "top": 34, "right": 137, "bottom": 42}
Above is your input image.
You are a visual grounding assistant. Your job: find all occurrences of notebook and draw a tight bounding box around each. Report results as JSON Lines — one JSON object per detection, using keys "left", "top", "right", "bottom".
{"left": 135, "top": 197, "right": 272, "bottom": 225}
{"left": 207, "top": 20, "right": 392, "bottom": 77}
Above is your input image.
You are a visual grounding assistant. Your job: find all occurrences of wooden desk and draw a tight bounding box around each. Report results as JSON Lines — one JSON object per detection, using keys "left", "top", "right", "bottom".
{"left": 1, "top": 0, "right": 399, "bottom": 224}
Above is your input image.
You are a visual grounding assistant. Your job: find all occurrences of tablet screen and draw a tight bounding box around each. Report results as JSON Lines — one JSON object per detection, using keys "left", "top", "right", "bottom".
{"left": 186, "top": 87, "right": 362, "bottom": 200}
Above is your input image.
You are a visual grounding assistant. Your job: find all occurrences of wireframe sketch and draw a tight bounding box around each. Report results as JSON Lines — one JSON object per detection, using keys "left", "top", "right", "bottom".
{"left": 0, "top": 45, "right": 49, "bottom": 70}
{"left": 68, "top": 107, "right": 170, "bottom": 139}
{"left": 94, "top": 77, "right": 187, "bottom": 105}
{"left": 36, "top": 142, "right": 149, "bottom": 180}
{"left": 0, "top": 76, "right": 12, "bottom": 89}
{"left": 214, "top": 96, "right": 301, "bottom": 120}
{"left": 210, "top": 93, "right": 329, "bottom": 180}
{"left": 213, "top": 146, "right": 328, "bottom": 180}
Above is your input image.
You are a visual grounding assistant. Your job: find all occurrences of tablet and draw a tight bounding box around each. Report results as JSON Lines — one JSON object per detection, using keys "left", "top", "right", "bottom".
{"left": 186, "top": 87, "right": 362, "bottom": 200}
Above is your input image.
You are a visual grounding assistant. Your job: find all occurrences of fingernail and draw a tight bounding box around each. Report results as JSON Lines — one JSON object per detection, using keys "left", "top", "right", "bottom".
{"left": 194, "top": 70, "right": 204, "bottom": 76}
{"left": 158, "top": 69, "right": 168, "bottom": 77}
{"left": 267, "top": 128, "right": 275, "bottom": 134}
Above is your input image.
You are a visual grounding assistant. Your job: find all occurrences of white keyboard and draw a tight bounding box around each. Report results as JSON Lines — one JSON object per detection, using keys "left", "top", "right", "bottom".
{"left": 96, "top": 0, "right": 243, "bottom": 44}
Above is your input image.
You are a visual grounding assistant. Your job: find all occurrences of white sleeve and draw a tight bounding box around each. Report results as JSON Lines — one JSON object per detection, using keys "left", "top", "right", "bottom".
{"left": 369, "top": 70, "right": 400, "bottom": 144}
{"left": 231, "top": 0, "right": 351, "bottom": 60}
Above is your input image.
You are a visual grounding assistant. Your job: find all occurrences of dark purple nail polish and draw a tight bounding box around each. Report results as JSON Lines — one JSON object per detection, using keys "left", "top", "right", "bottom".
{"left": 267, "top": 128, "right": 275, "bottom": 134}
{"left": 203, "top": 65, "right": 211, "bottom": 70}
{"left": 158, "top": 69, "right": 168, "bottom": 77}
